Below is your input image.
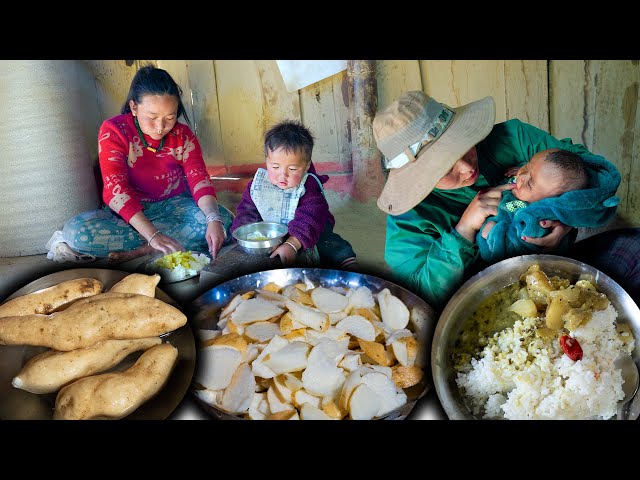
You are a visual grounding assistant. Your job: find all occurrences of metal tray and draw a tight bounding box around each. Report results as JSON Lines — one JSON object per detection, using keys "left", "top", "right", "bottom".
{"left": 188, "top": 267, "right": 438, "bottom": 420}
{"left": 0, "top": 268, "right": 196, "bottom": 420}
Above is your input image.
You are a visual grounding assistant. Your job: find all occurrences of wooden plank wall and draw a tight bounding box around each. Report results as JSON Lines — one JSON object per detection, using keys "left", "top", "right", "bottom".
{"left": 550, "top": 60, "right": 640, "bottom": 225}
{"left": 84, "top": 60, "right": 640, "bottom": 225}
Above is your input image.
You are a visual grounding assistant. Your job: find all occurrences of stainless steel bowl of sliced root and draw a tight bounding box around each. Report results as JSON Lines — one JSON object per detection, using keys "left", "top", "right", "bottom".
{"left": 232, "top": 221, "right": 288, "bottom": 256}
{"left": 0, "top": 269, "right": 195, "bottom": 420}
{"left": 189, "top": 268, "right": 438, "bottom": 420}
{"left": 432, "top": 255, "right": 640, "bottom": 420}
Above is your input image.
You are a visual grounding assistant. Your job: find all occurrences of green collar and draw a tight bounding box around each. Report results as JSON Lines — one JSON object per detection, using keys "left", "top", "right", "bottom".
{"left": 504, "top": 199, "right": 528, "bottom": 212}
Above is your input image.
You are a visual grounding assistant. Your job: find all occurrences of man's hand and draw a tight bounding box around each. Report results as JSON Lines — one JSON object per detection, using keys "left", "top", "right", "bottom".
{"left": 521, "top": 220, "right": 572, "bottom": 250}
{"left": 504, "top": 166, "right": 520, "bottom": 177}
{"left": 456, "top": 183, "right": 515, "bottom": 242}
{"left": 481, "top": 220, "right": 496, "bottom": 239}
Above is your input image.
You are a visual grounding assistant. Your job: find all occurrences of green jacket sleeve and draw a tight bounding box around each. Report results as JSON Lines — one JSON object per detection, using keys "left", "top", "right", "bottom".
{"left": 497, "top": 119, "right": 592, "bottom": 160}
{"left": 385, "top": 210, "right": 478, "bottom": 311}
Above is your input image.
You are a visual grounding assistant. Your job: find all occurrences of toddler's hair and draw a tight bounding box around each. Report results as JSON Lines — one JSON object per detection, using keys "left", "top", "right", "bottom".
{"left": 546, "top": 149, "right": 589, "bottom": 192}
{"left": 264, "top": 120, "right": 314, "bottom": 163}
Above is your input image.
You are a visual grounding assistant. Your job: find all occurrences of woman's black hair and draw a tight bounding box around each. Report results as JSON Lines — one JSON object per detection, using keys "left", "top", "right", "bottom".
{"left": 120, "top": 64, "right": 191, "bottom": 127}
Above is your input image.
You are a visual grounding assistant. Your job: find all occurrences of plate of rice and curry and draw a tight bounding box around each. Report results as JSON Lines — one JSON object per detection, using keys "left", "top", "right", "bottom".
{"left": 432, "top": 255, "right": 639, "bottom": 420}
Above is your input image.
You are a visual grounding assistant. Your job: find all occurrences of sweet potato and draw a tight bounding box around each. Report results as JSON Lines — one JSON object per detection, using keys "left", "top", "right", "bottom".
{"left": 53, "top": 343, "right": 178, "bottom": 420}
{"left": 0, "top": 292, "right": 186, "bottom": 350}
{"left": 12, "top": 337, "right": 162, "bottom": 394}
{"left": 0, "top": 278, "right": 103, "bottom": 317}
{"left": 109, "top": 273, "right": 160, "bottom": 297}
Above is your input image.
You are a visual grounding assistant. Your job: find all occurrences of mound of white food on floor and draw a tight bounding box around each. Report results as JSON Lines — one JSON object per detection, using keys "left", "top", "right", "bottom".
{"left": 151, "top": 251, "right": 210, "bottom": 282}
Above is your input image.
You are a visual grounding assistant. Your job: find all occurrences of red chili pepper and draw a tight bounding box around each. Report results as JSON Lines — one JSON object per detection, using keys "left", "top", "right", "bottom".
{"left": 560, "top": 335, "right": 583, "bottom": 361}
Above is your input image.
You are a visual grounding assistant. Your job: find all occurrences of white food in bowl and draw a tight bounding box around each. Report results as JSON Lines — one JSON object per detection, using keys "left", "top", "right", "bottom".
{"left": 452, "top": 263, "right": 636, "bottom": 420}
{"left": 457, "top": 304, "right": 633, "bottom": 419}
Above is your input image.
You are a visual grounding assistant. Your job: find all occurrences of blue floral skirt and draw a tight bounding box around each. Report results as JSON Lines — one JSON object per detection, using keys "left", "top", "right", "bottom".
{"left": 62, "top": 191, "right": 234, "bottom": 257}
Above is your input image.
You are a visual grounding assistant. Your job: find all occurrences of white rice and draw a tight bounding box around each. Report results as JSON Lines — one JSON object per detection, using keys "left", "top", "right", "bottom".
{"left": 456, "top": 304, "right": 634, "bottom": 420}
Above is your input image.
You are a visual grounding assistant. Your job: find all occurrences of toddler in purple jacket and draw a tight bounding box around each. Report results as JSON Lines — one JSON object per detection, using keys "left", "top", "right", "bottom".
{"left": 230, "top": 120, "right": 357, "bottom": 269}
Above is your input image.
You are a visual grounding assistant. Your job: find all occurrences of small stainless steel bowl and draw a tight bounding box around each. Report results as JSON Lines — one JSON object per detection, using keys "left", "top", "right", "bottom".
{"left": 432, "top": 254, "right": 640, "bottom": 420}
{"left": 232, "top": 222, "right": 288, "bottom": 255}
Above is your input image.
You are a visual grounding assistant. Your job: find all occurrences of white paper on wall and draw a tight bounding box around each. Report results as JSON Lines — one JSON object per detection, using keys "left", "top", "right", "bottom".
{"left": 276, "top": 60, "right": 348, "bottom": 92}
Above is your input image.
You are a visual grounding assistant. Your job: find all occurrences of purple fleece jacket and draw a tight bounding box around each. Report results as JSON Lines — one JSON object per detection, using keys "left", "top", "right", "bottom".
{"left": 231, "top": 162, "right": 336, "bottom": 250}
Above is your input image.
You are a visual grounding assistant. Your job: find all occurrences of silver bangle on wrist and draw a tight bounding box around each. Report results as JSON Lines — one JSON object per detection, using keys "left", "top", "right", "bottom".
{"left": 283, "top": 241, "right": 298, "bottom": 254}
{"left": 147, "top": 230, "right": 161, "bottom": 246}
{"left": 205, "top": 212, "right": 223, "bottom": 223}
{"left": 205, "top": 212, "right": 227, "bottom": 239}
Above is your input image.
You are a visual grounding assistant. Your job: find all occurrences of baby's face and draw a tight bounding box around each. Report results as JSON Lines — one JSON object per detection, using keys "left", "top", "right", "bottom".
{"left": 266, "top": 147, "right": 310, "bottom": 189}
{"left": 512, "top": 152, "right": 568, "bottom": 203}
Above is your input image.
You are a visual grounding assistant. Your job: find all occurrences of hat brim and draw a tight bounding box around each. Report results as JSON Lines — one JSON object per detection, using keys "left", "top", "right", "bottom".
{"left": 377, "top": 96, "right": 496, "bottom": 215}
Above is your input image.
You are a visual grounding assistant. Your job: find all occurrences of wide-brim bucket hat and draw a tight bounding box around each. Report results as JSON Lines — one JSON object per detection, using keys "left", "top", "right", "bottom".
{"left": 373, "top": 91, "right": 496, "bottom": 215}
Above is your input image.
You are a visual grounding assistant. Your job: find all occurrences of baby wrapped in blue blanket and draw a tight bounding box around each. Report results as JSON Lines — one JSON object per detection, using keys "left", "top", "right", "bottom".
{"left": 477, "top": 148, "right": 621, "bottom": 263}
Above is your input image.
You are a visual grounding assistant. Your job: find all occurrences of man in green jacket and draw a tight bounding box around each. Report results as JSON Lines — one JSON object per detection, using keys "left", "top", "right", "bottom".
{"left": 372, "top": 90, "right": 640, "bottom": 311}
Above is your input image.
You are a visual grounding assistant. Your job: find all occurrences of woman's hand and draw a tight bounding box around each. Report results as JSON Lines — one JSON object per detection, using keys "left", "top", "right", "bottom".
{"left": 129, "top": 212, "right": 183, "bottom": 255}
{"left": 521, "top": 220, "right": 572, "bottom": 250}
{"left": 206, "top": 221, "right": 227, "bottom": 260}
{"left": 270, "top": 241, "right": 298, "bottom": 266}
{"left": 456, "top": 183, "right": 515, "bottom": 242}
{"left": 149, "top": 233, "right": 184, "bottom": 255}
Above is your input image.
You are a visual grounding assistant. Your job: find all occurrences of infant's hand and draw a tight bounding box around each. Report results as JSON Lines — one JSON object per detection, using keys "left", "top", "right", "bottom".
{"left": 481, "top": 220, "right": 496, "bottom": 239}
{"left": 456, "top": 184, "right": 514, "bottom": 242}
{"left": 270, "top": 242, "right": 297, "bottom": 266}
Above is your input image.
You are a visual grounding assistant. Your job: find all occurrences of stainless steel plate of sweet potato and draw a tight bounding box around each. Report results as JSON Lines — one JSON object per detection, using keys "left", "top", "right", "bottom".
{"left": 0, "top": 268, "right": 196, "bottom": 420}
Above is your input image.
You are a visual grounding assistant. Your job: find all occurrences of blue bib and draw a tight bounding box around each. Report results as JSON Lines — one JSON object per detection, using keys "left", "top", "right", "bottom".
{"left": 249, "top": 168, "right": 325, "bottom": 264}
{"left": 250, "top": 168, "right": 308, "bottom": 224}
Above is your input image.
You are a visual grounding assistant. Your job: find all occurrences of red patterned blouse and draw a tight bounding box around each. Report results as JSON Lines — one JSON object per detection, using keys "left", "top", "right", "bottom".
{"left": 98, "top": 113, "right": 217, "bottom": 223}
